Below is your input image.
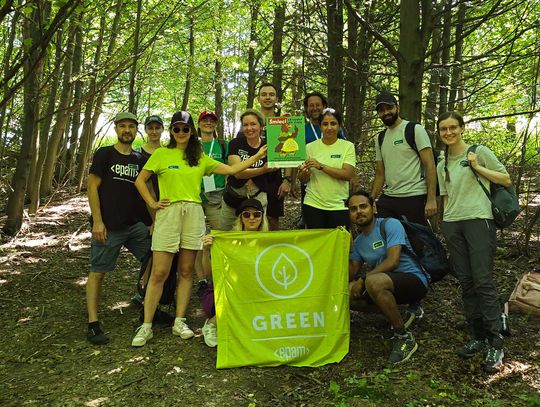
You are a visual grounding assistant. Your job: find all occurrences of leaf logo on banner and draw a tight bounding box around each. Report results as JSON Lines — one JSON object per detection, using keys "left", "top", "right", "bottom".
{"left": 271, "top": 254, "right": 298, "bottom": 290}
{"left": 255, "top": 244, "right": 314, "bottom": 299}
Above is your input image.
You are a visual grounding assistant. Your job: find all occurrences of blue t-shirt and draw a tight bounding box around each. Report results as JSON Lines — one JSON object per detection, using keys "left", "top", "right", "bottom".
{"left": 350, "top": 218, "right": 428, "bottom": 287}
{"left": 305, "top": 122, "right": 347, "bottom": 144}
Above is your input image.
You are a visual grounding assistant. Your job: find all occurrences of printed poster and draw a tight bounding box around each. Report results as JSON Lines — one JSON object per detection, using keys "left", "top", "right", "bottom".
{"left": 211, "top": 228, "right": 350, "bottom": 368}
{"left": 265, "top": 116, "right": 306, "bottom": 168}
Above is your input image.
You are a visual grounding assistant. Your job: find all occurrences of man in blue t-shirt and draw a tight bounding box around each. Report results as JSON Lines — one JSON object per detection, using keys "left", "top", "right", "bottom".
{"left": 347, "top": 190, "right": 428, "bottom": 365}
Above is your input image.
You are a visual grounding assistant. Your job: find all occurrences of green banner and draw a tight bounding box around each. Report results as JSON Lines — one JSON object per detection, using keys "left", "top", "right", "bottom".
{"left": 266, "top": 116, "right": 306, "bottom": 168}
{"left": 211, "top": 228, "right": 350, "bottom": 368}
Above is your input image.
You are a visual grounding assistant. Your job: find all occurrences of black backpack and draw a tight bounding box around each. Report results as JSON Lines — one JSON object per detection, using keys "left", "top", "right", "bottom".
{"left": 137, "top": 251, "right": 178, "bottom": 306}
{"left": 380, "top": 218, "right": 450, "bottom": 284}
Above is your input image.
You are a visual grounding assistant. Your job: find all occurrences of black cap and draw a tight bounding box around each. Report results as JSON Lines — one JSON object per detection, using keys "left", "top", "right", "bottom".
{"left": 170, "top": 111, "right": 195, "bottom": 127}
{"left": 144, "top": 115, "right": 163, "bottom": 126}
{"left": 375, "top": 91, "right": 398, "bottom": 110}
{"left": 235, "top": 198, "right": 264, "bottom": 216}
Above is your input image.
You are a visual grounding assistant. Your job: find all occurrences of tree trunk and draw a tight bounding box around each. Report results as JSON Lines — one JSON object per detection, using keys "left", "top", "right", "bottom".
{"left": 65, "top": 12, "right": 84, "bottom": 183}
{"left": 438, "top": 2, "right": 452, "bottom": 115}
{"left": 448, "top": 2, "right": 466, "bottom": 112}
{"left": 271, "top": 2, "right": 285, "bottom": 98}
{"left": 326, "top": 0, "right": 344, "bottom": 112}
{"left": 28, "top": 29, "right": 64, "bottom": 214}
{"left": 181, "top": 17, "right": 194, "bottom": 111}
{"left": 214, "top": 37, "right": 224, "bottom": 137}
{"left": 40, "top": 25, "right": 76, "bottom": 197}
{"left": 3, "top": 1, "right": 47, "bottom": 235}
{"left": 246, "top": 2, "right": 259, "bottom": 109}
{"left": 128, "top": 0, "right": 143, "bottom": 114}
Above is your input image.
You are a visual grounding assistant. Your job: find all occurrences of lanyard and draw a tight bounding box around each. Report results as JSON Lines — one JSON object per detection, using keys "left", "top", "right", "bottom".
{"left": 208, "top": 138, "right": 216, "bottom": 156}
{"left": 310, "top": 122, "right": 319, "bottom": 140}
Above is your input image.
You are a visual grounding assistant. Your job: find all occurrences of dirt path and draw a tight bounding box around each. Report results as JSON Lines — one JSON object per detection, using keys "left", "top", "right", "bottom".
{"left": 0, "top": 193, "right": 538, "bottom": 406}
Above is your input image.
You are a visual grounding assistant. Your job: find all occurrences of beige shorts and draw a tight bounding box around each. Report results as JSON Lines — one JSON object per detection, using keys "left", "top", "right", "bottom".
{"left": 152, "top": 201, "right": 205, "bottom": 252}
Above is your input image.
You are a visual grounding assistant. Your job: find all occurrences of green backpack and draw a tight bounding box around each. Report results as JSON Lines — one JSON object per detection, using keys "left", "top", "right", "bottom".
{"left": 467, "top": 145, "right": 520, "bottom": 229}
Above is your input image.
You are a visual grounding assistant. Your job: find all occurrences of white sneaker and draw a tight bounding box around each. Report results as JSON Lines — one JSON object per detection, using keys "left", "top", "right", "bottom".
{"left": 202, "top": 319, "right": 217, "bottom": 347}
{"left": 172, "top": 318, "right": 194, "bottom": 339}
{"left": 131, "top": 325, "right": 153, "bottom": 347}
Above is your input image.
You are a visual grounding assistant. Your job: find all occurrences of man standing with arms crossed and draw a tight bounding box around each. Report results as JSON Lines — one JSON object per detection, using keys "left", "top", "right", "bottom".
{"left": 371, "top": 90, "right": 437, "bottom": 225}
{"left": 86, "top": 112, "right": 151, "bottom": 345}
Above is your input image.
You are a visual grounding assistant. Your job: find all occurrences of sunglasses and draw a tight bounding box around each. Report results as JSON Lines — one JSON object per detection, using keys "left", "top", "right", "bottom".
{"left": 241, "top": 210, "right": 263, "bottom": 219}
{"left": 171, "top": 126, "right": 191, "bottom": 134}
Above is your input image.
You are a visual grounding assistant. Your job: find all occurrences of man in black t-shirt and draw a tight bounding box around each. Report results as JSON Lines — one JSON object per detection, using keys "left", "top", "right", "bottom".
{"left": 86, "top": 112, "right": 151, "bottom": 345}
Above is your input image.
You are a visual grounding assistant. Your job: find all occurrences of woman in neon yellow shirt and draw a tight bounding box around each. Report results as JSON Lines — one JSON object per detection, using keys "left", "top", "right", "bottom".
{"left": 132, "top": 111, "right": 267, "bottom": 347}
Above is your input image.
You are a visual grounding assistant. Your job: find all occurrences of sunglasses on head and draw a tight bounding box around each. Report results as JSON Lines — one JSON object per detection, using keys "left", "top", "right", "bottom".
{"left": 241, "top": 210, "right": 263, "bottom": 219}
{"left": 171, "top": 125, "right": 191, "bottom": 134}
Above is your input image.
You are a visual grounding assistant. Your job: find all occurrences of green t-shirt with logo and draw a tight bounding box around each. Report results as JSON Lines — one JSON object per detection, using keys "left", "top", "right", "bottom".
{"left": 375, "top": 120, "right": 432, "bottom": 197}
{"left": 143, "top": 147, "right": 220, "bottom": 204}
{"left": 437, "top": 145, "right": 508, "bottom": 222}
{"left": 200, "top": 138, "right": 228, "bottom": 203}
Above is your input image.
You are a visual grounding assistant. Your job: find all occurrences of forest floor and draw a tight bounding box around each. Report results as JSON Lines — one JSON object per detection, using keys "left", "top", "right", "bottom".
{"left": 0, "top": 190, "right": 539, "bottom": 407}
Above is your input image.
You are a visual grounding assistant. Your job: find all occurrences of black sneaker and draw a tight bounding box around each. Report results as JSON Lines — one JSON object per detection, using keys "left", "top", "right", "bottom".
{"left": 87, "top": 323, "right": 109, "bottom": 345}
{"left": 484, "top": 346, "right": 504, "bottom": 373}
{"left": 388, "top": 331, "right": 418, "bottom": 365}
{"left": 403, "top": 304, "right": 424, "bottom": 329}
{"left": 456, "top": 339, "right": 488, "bottom": 359}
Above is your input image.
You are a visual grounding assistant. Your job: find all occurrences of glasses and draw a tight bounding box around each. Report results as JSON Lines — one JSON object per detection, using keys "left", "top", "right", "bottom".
{"left": 200, "top": 118, "right": 216, "bottom": 124}
{"left": 172, "top": 126, "right": 191, "bottom": 134}
{"left": 241, "top": 210, "right": 263, "bottom": 219}
{"left": 439, "top": 125, "right": 460, "bottom": 134}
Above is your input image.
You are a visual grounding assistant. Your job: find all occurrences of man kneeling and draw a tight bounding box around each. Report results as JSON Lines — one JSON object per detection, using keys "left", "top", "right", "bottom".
{"left": 347, "top": 190, "right": 428, "bottom": 365}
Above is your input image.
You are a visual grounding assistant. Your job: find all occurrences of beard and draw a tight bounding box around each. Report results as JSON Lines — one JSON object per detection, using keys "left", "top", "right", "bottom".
{"left": 381, "top": 111, "right": 399, "bottom": 127}
{"left": 118, "top": 133, "right": 135, "bottom": 144}
{"left": 354, "top": 215, "right": 373, "bottom": 228}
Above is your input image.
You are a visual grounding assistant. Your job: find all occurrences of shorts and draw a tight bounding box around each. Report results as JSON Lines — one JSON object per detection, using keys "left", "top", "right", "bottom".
{"left": 202, "top": 201, "right": 222, "bottom": 226}
{"left": 376, "top": 194, "right": 427, "bottom": 225}
{"left": 364, "top": 271, "right": 427, "bottom": 305}
{"left": 152, "top": 201, "right": 205, "bottom": 252}
{"left": 90, "top": 222, "right": 150, "bottom": 272}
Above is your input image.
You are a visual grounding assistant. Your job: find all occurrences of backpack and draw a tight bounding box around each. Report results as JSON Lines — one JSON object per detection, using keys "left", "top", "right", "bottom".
{"left": 378, "top": 121, "right": 440, "bottom": 194}
{"left": 467, "top": 145, "right": 520, "bottom": 229}
{"left": 137, "top": 251, "right": 178, "bottom": 306}
{"left": 508, "top": 272, "right": 540, "bottom": 317}
{"left": 380, "top": 218, "right": 451, "bottom": 284}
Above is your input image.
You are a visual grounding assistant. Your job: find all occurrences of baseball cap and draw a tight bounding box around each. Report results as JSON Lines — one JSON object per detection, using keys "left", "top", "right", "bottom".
{"left": 114, "top": 112, "right": 138, "bottom": 124}
{"left": 235, "top": 198, "right": 264, "bottom": 216}
{"left": 144, "top": 115, "right": 163, "bottom": 126}
{"left": 375, "top": 91, "right": 398, "bottom": 110}
{"left": 170, "top": 111, "right": 194, "bottom": 127}
{"left": 198, "top": 111, "right": 218, "bottom": 122}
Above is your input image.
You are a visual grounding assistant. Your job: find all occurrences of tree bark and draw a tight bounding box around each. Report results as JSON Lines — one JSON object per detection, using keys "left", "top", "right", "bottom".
{"left": 246, "top": 2, "right": 259, "bottom": 109}
{"left": 128, "top": 0, "right": 143, "bottom": 113}
{"left": 326, "top": 0, "right": 344, "bottom": 112}
{"left": 3, "top": 1, "right": 47, "bottom": 235}
{"left": 448, "top": 2, "right": 466, "bottom": 112}
{"left": 181, "top": 17, "right": 194, "bottom": 111}
{"left": 214, "top": 37, "right": 224, "bottom": 137}
{"left": 271, "top": 2, "right": 285, "bottom": 99}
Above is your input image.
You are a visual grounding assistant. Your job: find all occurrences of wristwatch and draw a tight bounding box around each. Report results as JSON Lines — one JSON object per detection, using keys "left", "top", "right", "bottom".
{"left": 319, "top": 164, "right": 324, "bottom": 171}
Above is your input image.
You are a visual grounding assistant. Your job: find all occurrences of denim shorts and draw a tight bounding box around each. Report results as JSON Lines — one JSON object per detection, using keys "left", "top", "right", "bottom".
{"left": 90, "top": 222, "right": 150, "bottom": 272}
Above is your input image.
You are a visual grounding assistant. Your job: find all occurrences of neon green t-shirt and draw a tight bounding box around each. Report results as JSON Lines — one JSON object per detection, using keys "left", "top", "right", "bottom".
{"left": 304, "top": 139, "right": 356, "bottom": 210}
{"left": 143, "top": 147, "right": 220, "bottom": 203}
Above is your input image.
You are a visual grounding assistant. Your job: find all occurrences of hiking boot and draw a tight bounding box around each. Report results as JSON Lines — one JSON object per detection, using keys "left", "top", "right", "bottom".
{"left": 172, "top": 318, "right": 194, "bottom": 339}
{"left": 404, "top": 304, "right": 424, "bottom": 329}
{"left": 456, "top": 339, "right": 488, "bottom": 359}
{"left": 484, "top": 346, "right": 504, "bottom": 373}
{"left": 131, "top": 325, "right": 153, "bottom": 347}
{"left": 388, "top": 331, "right": 418, "bottom": 365}
{"left": 87, "top": 323, "right": 109, "bottom": 345}
{"left": 202, "top": 319, "right": 218, "bottom": 347}
{"left": 196, "top": 279, "right": 209, "bottom": 299}
{"left": 382, "top": 326, "right": 394, "bottom": 340}
{"left": 131, "top": 292, "right": 144, "bottom": 307}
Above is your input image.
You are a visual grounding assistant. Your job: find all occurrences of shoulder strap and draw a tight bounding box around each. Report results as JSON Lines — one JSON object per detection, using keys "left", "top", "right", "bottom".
{"left": 404, "top": 122, "right": 418, "bottom": 154}
{"left": 467, "top": 144, "right": 492, "bottom": 200}
{"left": 380, "top": 218, "right": 388, "bottom": 243}
{"left": 377, "top": 129, "right": 386, "bottom": 150}
{"left": 218, "top": 139, "right": 227, "bottom": 159}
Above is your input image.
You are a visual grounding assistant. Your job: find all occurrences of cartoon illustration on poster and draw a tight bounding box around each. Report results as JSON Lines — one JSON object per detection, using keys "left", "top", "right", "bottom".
{"left": 266, "top": 116, "right": 306, "bottom": 168}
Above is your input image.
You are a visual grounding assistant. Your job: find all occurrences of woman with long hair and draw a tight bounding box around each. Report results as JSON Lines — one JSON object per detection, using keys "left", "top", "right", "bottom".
{"left": 219, "top": 109, "right": 275, "bottom": 230}
{"left": 437, "top": 111, "right": 511, "bottom": 373}
{"left": 131, "top": 111, "right": 267, "bottom": 347}
{"left": 200, "top": 198, "right": 269, "bottom": 347}
{"left": 298, "top": 108, "right": 356, "bottom": 229}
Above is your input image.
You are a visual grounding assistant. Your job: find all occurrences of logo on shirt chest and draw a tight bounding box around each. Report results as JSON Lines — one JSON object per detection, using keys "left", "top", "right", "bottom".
{"left": 372, "top": 240, "right": 384, "bottom": 250}
{"left": 110, "top": 163, "right": 139, "bottom": 178}
{"left": 167, "top": 165, "right": 180, "bottom": 169}
{"left": 393, "top": 139, "right": 404, "bottom": 145}
{"left": 330, "top": 154, "right": 342, "bottom": 158}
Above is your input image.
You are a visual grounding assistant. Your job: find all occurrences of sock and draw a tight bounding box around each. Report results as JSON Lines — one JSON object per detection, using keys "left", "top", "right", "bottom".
{"left": 142, "top": 322, "right": 152, "bottom": 329}
{"left": 175, "top": 317, "right": 186, "bottom": 323}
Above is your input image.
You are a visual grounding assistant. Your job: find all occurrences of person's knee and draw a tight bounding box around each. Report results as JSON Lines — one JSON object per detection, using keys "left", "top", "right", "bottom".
{"left": 150, "top": 264, "right": 170, "bottom": 284}
{"left": 178, "top": 263, "right": 194, "bottom": 279}
{"left": 365, "top": 274, "right": 391, "bottom": 298}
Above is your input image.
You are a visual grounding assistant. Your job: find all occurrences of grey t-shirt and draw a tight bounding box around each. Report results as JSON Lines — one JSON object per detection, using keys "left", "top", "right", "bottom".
{"left": 375, "top": 120, "right": 432, "bottom": 197}
{"left": 437, "top": 145, "right": 508, "bottom": 222}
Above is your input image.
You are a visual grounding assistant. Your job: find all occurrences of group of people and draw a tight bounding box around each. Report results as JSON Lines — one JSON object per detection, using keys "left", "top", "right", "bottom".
{"left": 85, "top": 87, "right": 510, "bottom": 373}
